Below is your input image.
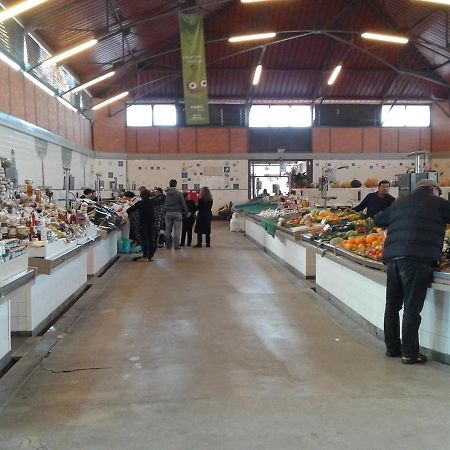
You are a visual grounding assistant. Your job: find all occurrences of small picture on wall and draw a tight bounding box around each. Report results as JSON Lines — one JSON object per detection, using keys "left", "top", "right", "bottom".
{"left": 182, "top": 172, "right": 188, "bottom": 179}
{"left": 194, "top": 183, "right": 200, "bottom": 191}
{"left": 108, "top": 172, "right": 114, "bottom": 178}
{"left": 224, "top": 166, "right": 231, "bottom": 173}
{"left": 233, "top": 183, "right": 240, "bottom": 189}
{"left": 182, "top": 183, "right": 188, "bottom": 190}
{"left": 118, "top": 161, "right": 124, "bottom": 167}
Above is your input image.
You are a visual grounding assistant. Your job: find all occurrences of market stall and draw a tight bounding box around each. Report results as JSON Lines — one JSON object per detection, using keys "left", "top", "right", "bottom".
{"left": 236, "top": 200, "right": 450, "bottom": 364}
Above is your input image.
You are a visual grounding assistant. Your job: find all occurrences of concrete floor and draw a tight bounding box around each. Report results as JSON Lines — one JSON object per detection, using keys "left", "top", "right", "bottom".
{"left": 1, "top": 223, "right": 450, "bottom": 450}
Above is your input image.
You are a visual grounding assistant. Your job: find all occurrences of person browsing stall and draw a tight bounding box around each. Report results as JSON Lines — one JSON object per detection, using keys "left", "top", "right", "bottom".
{"left": 374, "top": 179, "right": 450, "bottom": 365}
{"left": 354, "top": 180, "right": 395, "bottom": 218}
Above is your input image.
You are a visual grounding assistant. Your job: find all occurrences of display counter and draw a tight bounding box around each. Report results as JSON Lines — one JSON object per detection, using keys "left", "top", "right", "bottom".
{"left": 0, "top": 266, "right": 36, "bottom": 370}
{"left": 88, "top": 228, "right": 119, "bottom": 276}
{"left": 239, "top": 213, "right": 316, "bottom": 278}
{"left": 238, "top": 211, "right": 450, "bottom": 364}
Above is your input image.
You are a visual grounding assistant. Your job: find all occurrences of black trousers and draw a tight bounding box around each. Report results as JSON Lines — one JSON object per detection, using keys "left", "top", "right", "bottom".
{"left": 181, "top": 216, "right": 195, "bottom": 246}
{"left": 385, "top": 258, "right": 433, "bottom": 358}
{"left": 196, "top": 233, "right": 210, "bottom": 246}
{"left": 139, "top": 224, "right": 157, "bottom": 259}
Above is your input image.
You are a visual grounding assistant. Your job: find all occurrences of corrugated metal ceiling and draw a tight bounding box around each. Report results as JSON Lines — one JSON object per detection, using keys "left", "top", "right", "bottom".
{"left": 7, "top": 0, "right": 449, "bottom": 102}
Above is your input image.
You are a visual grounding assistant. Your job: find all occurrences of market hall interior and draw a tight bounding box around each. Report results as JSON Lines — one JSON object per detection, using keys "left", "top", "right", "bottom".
{"left": 1, "top": 222, "right": 450, "bottom": 450}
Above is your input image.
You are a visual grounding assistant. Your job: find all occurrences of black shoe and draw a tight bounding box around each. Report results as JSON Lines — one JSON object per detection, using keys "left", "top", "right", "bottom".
{"left": 385, "top": 350, "right": 402, "bottom": 358}
{"left": 133, "top": 256, "right": 143, "bottom": 261}
{"left": 187, "top": 243, "right": 191, "bottom": 247}
{"left": 402, "top": 353, "right": 428, "bottom": 365}
{"left": 180, "top": 243, "right": 185, "bottom": 247}
{"left": 206, "top": 243, "right": 210, "bottom": 248}
{"left": 193, "top": 244, "right": 202, "bottom": 248}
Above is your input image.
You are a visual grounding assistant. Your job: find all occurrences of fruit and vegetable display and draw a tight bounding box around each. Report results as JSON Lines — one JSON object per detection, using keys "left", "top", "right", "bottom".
{"left": 336, "top": 231, "right": 386, "bottom": 261}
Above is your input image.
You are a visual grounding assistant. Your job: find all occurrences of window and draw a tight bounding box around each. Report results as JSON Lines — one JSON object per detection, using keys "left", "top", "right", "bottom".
{"left": 126, "top": 105, "right": 152, "bottom": 127}
{"left": 153, "top": 104, "right": 177, "bottom": 126}
{"left": 382, "top": 105, "right": 430, "bottom": 127}
{"left": 249, "top": 105, "right": 270, "bottom": 127}
{"left": 249, "top": 105, "right": 312, "bottom": 127}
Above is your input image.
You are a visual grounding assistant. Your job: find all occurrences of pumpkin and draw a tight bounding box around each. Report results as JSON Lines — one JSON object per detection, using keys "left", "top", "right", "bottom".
{"left": 364, "top": 177, "right": 378, "bottom": 188}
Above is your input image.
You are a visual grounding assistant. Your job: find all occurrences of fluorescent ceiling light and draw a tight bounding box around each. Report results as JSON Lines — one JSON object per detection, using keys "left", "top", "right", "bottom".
{"left": 0, "top": 0, "right": 50, "bottom": 23}
{"left": 252, "top": 64, "right": 262, "bottom": 85}
{"left": 0, "top": 51, "right": 20, "bottom": 71}
{"left": 24, "top": 72, "right": 55, "bottom": 96}
{"left": 70, "top": 71, "right": 115, "bottom": 94}
{"left": 327, "top": 65, "right": 342, "bottom": 86}
{"left": 413, "top": 0, "right": 450, "bottom": 4}
{"left": 42, "top": 39, "right": 98, "bottom": 67}
{"left": 92, "top": 91, "right": 128, "bottom": 111}
{"left": 361, "top": 32, "right": 409, "bottom": 44}
{"left": 56, "top": 96, "right": 78, "bottom": 113}
{"left": 229, "top": 32, "right": 276, "bottom": 43}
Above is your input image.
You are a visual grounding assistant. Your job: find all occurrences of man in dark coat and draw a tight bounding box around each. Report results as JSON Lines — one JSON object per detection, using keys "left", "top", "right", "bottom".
{"left": 374, "top": 179, "right": 450, "bottom": 364}
{"left": 354, "top": 180, "right": 395, "bottom": 218}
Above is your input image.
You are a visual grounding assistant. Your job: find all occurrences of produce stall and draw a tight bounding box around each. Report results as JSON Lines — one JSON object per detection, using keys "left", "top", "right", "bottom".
{"left": 236, "top": 201, "right": 450, "bottom": 364}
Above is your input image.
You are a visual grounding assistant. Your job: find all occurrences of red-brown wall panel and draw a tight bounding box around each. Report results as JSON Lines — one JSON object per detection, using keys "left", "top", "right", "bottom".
{"left": 431, "top": 103, "right": 450, "bottom": 153}
{"left": 65, "top": 107, "right": 74, "bottom": 143}
{"left": 24, "top": 79, "right": 36, "bottom": 125}
{"left": 362, "top": 128, "right": 380, "bottom": 153}
{"left": 312, "top": 128, "right": 330, "bottom": 153}
{"left": 178, "top": 128, "right": 196, "bottom": 153}
{"left": 126, "top": 128, "right": 137, "bottom": 153}
{"left": 137, "top": 128, "right": 159, "bottom": 153}
{"left": 420, "top": 128, "right": 431, "bottom": 152}
{"left": 35, "top": 88, "right": 49, "bottom": 131}
{"left": 330, "top": 128, "right": 363, "bottom": 153}
{"left": 0, "top": 62, "right": 9, "bottom": 114}
{"left": 47, "top": 97, "right": 58, "bottom": 135}
{"left": 160, "top": 128, "right": 178, "bottom": 153}
{"left": 229, "top": 128, "right": 248, "bottom": 153}
{"left": 398, "top": 128, "right": 421, "bottom": 153}
{"left": 9, "top": 69, "right": 25, "bottom": 121}
{"left": 93, "top": 107, "right": 125, "bottom": 152}
{"left": 381, "top": 128, "right": 398, "bottom": 153}
{"left": 197, "top": 128, "right": 229, "bottom": 153}
{"left": 57, "top": 101, "right": 66, "bottom": 138}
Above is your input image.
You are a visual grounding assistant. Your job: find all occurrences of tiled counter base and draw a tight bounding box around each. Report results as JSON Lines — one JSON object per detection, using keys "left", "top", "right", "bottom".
{"left": 0, "top": 297, "right": 10, "bottom": 370}
{"left": 243, "top": 215, "right": 316, "bottom": 278}
{"left": 0, "top": 268, "right": 36, "bottom": 370}
{"left": 316, "top": 251, "right": 450, "bottom": 365}
{"left": 87, "top": 230, "right": 119, "bottom": 276}
{"left": 11, "top": 247, "right": 88, "bottom": 337}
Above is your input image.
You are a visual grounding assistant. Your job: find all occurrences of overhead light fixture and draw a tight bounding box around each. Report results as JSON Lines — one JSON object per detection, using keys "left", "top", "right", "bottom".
{"left": 413, "top": 0, "right": 450, "bottom": 4}
{"left": 42, "top": 39, "right": 98, "bottom": 67}
{"left": 24, "top": 72, "right": 55, "bottom": 96}
{"left": 56, "top": 96, "right": 78, "bottom": 113}
{"left": 327, "top": 65, "right": 342, "bottom": 86}
{"left": 361, "top": 32, "right": 409, "bottom": 44}
{"left": 0, "top": 0, "right": 50, "bottom": 23}
{"left": 70, "top": 71, "right": 115, "bottom": 94}
{"left": 252, "top": 64, "right": 262, "bottom": 85}
{"left": 92, "top": 91, "right": 128, "bottom": 111}
{"left": 229, "top": 32, "right": 276, "bottom": 43}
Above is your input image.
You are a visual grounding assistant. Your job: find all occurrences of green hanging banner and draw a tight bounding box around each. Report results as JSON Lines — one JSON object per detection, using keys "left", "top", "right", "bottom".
{"left": 179, "top": 13, "right": 209, "bottom": 125}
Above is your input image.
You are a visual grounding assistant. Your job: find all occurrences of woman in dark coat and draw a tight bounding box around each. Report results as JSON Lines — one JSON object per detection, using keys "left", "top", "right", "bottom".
{"left": 194, "top": 187, "right": 213, "bottom": 248}
{"left": 126, "top": 189, "right": 164, "bottom": 261}
{"left": 181, "top": 192, "right": 197, "bottom": 246}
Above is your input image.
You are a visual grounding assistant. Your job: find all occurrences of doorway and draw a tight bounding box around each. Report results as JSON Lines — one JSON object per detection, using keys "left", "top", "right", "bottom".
{"left": 248, "top": 160, "right": 312, "bottom": 199}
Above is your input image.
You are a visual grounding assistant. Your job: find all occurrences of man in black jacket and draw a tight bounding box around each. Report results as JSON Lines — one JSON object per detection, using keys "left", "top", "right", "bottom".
{"left": 374, "top": 179, "right": 450, "bottom": 364}
{"left": 354, "top": 180, "right": 395, "bottom": 218}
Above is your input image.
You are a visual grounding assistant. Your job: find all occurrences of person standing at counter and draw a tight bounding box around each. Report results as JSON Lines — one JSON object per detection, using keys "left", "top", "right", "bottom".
{"left": 194, "top": 187, "right": 213, "bottom": 248}
{"left": 374, "top": 179, "right": 450, "bottom": 364}
{"left": 126, "top": 189, "right": 164, "bottom": 262}
{"left": 165, "top": 179, "right": 189, "bottom": 249}
{"left": 354, "top": 180, "right": 395, "bottom": 218}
